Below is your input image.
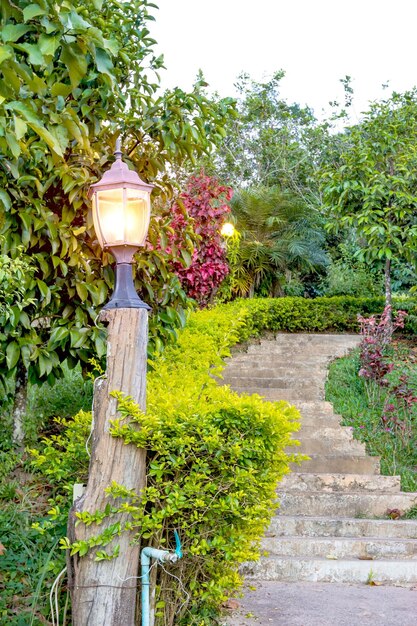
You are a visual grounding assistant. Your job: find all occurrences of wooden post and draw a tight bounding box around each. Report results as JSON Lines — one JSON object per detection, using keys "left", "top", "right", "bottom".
{"left": 68, "top": 308, "right": 148, "bottom": 626}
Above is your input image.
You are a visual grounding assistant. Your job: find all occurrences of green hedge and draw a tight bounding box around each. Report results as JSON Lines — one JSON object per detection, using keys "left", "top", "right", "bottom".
{"left": 220, "top": 296, "right": 417, "bottom": 337}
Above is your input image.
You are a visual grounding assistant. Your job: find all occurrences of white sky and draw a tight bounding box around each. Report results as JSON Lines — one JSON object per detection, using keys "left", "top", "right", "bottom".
{"left": 151, "top": 0, "right": 417, "bottom": 121}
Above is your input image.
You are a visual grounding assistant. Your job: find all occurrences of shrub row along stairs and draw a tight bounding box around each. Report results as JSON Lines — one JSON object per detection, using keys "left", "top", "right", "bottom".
{"left": 222, "top": 333, "right": 417, "bottom": 585}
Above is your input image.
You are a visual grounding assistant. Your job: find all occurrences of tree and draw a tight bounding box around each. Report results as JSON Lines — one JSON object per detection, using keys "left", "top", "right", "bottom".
{"left": 319, "top": 90, "right": 417, "bottom": 310}
{"left": 205, "top": 72, "right": 330, "bottom": 209}
{"left": 225, "top": 187, "right": 328, "bottom": 297}
{"left": 0, "top": 0, "right": 235, "bottom": 441}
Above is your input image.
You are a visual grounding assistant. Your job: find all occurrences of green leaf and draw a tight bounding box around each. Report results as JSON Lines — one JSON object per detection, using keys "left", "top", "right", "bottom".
{"left": 6, "top": 341, "right": 20, "bottom": 370}
{"left": 181, "top": 249, "right": 192, "bottom": 267}
{"left": 0, "top": 45, "right": 12, "bottom": 65}
{"left": 38, "top": 34, "right": 60, "bottom": 58}
{"left": 1, "top": 24, "right": 33, "bottom": 43}
{"left": 49, "top": 326, "right": 69, "bottom": 345}
{"left": 38, "top": 353, "right": 53, "bottom": 376}
{"left": 94, "top": 280, "right": 108, "bottom": 305}
{"left": 36, "top": 279, "right": 49, "bottom": 298}
{"left": 19, "top": 312, "right": 31, "bottom": 329}
{"left": 60, "top": 43, "right": 88, "bottom": 88}
{"left": 23, "top": 4, "right": 47, "bottom": 21}
{"left": 0, "top": 190, "right": 11, "bottom": 211}
{"left": 70, "top": 327, "right": 88, "bottom": 349}
{"left": 6, "top": 131, "right": 21, "bottom": 158}
{"left": 51, "top": 83, "right": 73, "bottom": 98}
{"left": 50, "top": 125, "right": 69, "bottom": 153}
{"left": 63, "top": 10, "right": 91, "bottom": 32}
{"left": 75, "top": 283, "right": 88, "bottom": 301}
{"left": 14, "top": 117, "right": 27, "bottom": 141}
{"left": 18, "top": 43, "right": 45, "bottom": 66}
{"left": 94, "top": 47, "right": 113, "bottom": 77}
{"left": 5, "top": 101, "right": 39, "bottom": 124}
{"left": 94, "top": 335, "right": 106, "bottom": 357}
{"left": 28, "top": 122, "right": 64, "bottom": 158}
{"left": 39, "top": 16, "right": 58, "bottom": 35}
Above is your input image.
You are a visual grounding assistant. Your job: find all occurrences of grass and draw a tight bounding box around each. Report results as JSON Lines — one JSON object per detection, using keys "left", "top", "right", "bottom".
{"left": 0, "top": 366, "right": 91, "bottom": 624}
{"left": 325, "top": 344, "right": 417, "bottom": 495}
{"left": 0, "top": 469, "right": 67, "bottom": 625}
{"left": 0, "top": 364, "right": 93, "bottom": 449}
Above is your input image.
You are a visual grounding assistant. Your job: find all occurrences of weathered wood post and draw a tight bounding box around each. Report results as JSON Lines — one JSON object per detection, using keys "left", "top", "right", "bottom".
{"left": 68, "top": 307, "right": 148, "bottom": 625}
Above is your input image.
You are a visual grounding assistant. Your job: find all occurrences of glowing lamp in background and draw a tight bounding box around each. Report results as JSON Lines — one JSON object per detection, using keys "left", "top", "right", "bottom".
{"left": 221, "top": 222, "right": 235, "bottom": 238}
{"left": 88, "top": 139, "right": 154, "bottom": 310}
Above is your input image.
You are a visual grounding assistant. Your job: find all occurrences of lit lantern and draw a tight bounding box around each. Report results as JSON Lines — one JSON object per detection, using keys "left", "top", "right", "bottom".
{"left": 88, "top": 139, "right": 154, "bottom": 309}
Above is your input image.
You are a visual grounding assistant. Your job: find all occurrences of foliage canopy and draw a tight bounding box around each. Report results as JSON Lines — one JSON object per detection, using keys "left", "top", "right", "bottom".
{"left": 0, "top": 0, "right": 235, "bottom": 401}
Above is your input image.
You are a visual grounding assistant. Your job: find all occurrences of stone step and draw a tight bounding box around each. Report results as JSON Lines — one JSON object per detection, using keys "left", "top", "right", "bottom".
{"left": 267, "top": 515, "right": 417, "bottom": 539}
{"left": 293, "top": 454, "right": 380, "bottom": 474}
{"left": 222, "top": 367, "right": 327, "bottom": 380}
{"left": 246, "top": 348, "right": 353, "bottom": 359}
{"left": 278, "top": 491, "right": 417, "bottom": 518}
{"left": 297, "top": 425, "right": 353, "bottom": 438}
{"left": 247, "top": 336, "right": 356, "bottom": 345}
{"left": 230, "top": 388, "right": 323, "bottom": 402}
{"left": 248, "top": 340, "right": 358, "bottom": 353}
{"left": 222, "top": 375, "right": 324, "bottom": 394}
{"left": 280, "top": 473, "right": 401, "bottom": 493}
{"left": 295, "top": 401, "right": 339, "bottom": 416}
{"left": 298, "top": 418, "right": 345, "bottom": 429}
{"left": 261, "top": 535, "right": 417, "bottom": 559}
{"left": 254, "top": 333, "right": 359, "bottom": 346}
{"left": 227, "top": 356, "right": 331, "bottom": 368}
{"left": 257, "top": 332, "right": 360, "bottom": 345}
{"left": 222, "top": 375, "right": 324, "bottom": 390}
{"left": 294, "top": 437, "right": 366, "bottom": 456}
{"left": 241, "top": 556, "right": 417, "bottom": 584}
{"left": 224, "top": 334, "right": 417, "bottom": 595}
{"left": 225, "top": 360, "right": 329, "bottom": 371}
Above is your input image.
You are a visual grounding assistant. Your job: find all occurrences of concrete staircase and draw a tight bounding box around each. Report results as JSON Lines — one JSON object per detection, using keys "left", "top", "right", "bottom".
{"left": 222, "top": 333, "right": 417, "bottom": 585}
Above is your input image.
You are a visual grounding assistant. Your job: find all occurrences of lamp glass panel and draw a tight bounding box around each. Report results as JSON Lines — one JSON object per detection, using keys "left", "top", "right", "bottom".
{"left": 95, "top": 188, "right": 125, "bottom": 246}
{"left": 126, "top": 188, "right": 151, "bottom": 245}
{"left": 93, "top": 187, "right": 151, "bottom": 248}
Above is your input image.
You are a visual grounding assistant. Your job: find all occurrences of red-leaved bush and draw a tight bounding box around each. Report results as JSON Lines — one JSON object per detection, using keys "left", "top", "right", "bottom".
{"left": 357, "top": 306, "right": 417, "bottom": 443}
{"left": 357, "top": 306, "right": 407, "bottom": 385}
{"left": 171, "top": 173, "right": 233, "bottom": 306}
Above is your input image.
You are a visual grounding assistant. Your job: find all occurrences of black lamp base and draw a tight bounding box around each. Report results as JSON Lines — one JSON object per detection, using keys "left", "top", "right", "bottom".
{"left": 103, "top": 262, "right": 151, "bottom": 311}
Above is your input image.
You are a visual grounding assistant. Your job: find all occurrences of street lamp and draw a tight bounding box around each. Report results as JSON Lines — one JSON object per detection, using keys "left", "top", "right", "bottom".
{"left": 71, "top": 139, "right": 153, "bottom": 626}
{"left": 89, "top": 139, "right": 153, "bottom": 309}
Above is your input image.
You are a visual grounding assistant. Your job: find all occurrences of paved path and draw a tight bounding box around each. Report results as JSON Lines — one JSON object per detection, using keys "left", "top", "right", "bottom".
{"left": 225, "top": 581, "right": 417, "bottom": 626}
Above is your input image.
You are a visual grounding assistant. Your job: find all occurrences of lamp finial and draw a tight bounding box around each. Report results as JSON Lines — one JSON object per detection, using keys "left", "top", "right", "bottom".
{"left": 115, "top": 137, "right": 122, "bottom": 160}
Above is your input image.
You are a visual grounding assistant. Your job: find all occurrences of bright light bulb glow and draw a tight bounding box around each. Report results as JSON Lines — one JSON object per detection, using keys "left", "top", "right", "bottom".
{"left": 221, "top": 222, "right": 235, "bottom": 237}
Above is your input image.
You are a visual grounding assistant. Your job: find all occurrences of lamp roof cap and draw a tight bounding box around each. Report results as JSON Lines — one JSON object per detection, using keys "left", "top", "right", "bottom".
{"left": 89, "top": 140, "right": 154, "bottom": 195}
